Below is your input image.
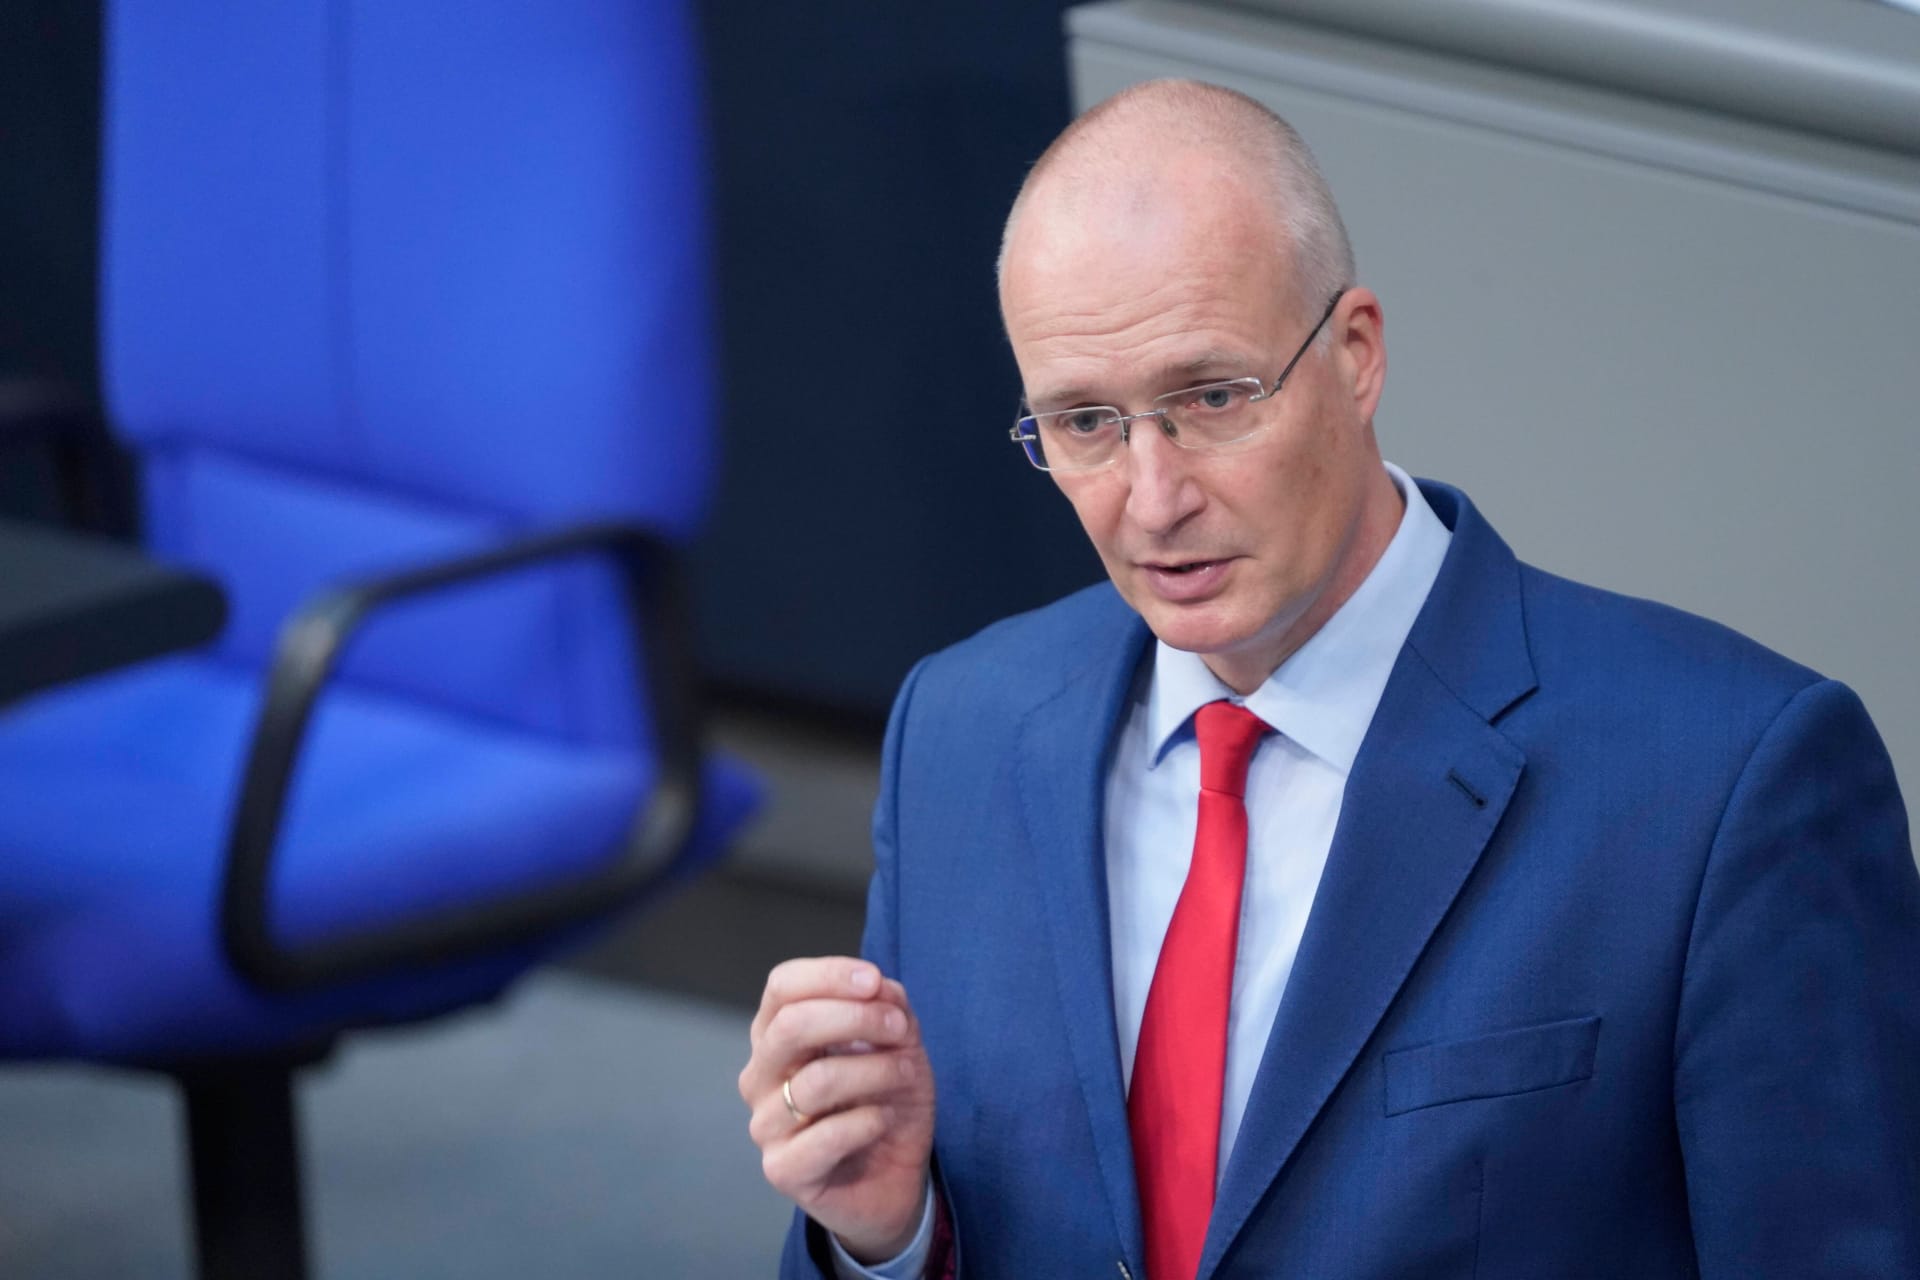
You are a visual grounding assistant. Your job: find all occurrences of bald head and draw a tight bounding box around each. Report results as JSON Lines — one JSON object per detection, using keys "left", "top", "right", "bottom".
{"left": 998, "top": 79, "right": 1354, "bottom": 326}
{"left": 996, "top": 80, "right": 1397, "bottom": 693}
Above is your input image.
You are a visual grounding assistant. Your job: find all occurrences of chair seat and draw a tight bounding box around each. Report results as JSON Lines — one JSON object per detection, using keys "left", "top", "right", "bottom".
{"left": 0, "top": 655, "right": 758, "bottom": 1063}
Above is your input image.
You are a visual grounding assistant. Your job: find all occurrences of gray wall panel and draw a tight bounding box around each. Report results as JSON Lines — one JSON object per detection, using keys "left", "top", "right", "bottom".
{"left": 1071, "top": 2, "right": 1920, "bottom": 808}
{"left": 1225, "top": 0, "right": 1920, "bottom": 154}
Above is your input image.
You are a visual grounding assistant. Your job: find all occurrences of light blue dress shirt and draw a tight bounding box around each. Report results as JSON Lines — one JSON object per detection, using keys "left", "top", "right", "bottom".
{"left": 833, "top": 463, "right": 1451, "bottom": 1278}
{"left": 1105, "top": 461, "right": 1450, "bottom": 1178}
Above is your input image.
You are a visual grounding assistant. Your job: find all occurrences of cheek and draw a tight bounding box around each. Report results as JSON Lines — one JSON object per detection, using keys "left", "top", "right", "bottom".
{"left": 1217, "top": 446, "right": 1342, "bottom": 583}
{"left": 1057, "top": 476, "right": 1126, "bottom": 547}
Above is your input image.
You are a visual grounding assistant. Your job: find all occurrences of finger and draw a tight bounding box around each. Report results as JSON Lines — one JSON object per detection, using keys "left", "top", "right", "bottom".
{"left": 763, "top": 996, "right": 912, "bottom": 1066}
{"left": 754, "top": 957, "right": 883, "bottom": 1037}
{"left": 748, "top": 1073, "right": 821, "bottom": 1147}
{"left": 742, "top": 995, "right": 913, "bottom": 1103}
{"left": 760, "top": 1103, "right": 896, "bottom": 1201}
{"left": 823, "top": 981, "right": 915, "bottom": 1053}
{"left": 787, "top": 1048, "right": 921, "bottom": 1126}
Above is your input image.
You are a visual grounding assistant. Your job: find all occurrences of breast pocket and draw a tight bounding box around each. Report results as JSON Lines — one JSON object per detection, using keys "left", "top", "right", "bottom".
{"left": 1383, "top": 1015, "right": 1601, "bottom": 1116}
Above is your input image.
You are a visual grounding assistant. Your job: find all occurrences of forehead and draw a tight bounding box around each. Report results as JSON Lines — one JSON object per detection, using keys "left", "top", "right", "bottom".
{"left": 1001, "top": 168, "right": 1295, "bottom": 404}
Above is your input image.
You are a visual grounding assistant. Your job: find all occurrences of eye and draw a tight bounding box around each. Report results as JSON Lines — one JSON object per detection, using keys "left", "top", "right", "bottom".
{"left": 1191, "top": 384, "right": 1247, "bottom": 412}
{"left": 1059, "top": 408, "right": 1115, "bottom": 436}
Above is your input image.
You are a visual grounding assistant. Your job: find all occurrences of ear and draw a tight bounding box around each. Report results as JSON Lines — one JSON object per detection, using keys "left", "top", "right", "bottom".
{"left": 1332, "top": 287, "right": 1386, "bottom": 423}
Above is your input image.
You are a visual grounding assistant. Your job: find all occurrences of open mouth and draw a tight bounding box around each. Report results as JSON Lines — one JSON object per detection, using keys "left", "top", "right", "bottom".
{"left": 1140, "top": 557, "right": 1230, "bottom": 601}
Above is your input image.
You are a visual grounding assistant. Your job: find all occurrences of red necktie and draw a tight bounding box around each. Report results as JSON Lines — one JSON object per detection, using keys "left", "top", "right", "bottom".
{"left": 1129, "top": 699, "right": 1269, "bottom": 1280}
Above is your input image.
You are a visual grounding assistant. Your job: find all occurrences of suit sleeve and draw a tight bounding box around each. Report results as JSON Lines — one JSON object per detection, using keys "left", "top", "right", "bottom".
{"left": 782, "top": 659, "right": 942, "bottom": 1279}
{"left": 1675, "top": 678, "right": 1920, "bottom": 1276}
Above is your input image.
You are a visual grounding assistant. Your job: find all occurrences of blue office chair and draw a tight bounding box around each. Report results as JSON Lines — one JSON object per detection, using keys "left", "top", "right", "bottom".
{"left": 0, "top": 3, "right": 758, "bottom": 1276}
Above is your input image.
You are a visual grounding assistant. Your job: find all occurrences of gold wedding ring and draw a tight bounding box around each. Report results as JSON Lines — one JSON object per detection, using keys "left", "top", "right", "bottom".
{"left": 782, "top": 1075, "right": 811, "bottom": 1126}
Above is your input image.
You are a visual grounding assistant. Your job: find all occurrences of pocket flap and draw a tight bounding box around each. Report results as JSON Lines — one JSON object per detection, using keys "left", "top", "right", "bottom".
{"left": 1384, "top": 1015, "right": 1601, "bottom": 1116}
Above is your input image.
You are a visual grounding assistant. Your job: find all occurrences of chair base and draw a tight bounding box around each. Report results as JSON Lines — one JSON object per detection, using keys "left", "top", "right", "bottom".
{"left": 176, "top": 1061, "right": 311, "bottom": 1280}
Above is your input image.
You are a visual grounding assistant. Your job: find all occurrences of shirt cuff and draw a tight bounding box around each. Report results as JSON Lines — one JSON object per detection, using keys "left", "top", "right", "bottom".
{"left": 827, "top": 1183, "right": 936, "bottom": 1280}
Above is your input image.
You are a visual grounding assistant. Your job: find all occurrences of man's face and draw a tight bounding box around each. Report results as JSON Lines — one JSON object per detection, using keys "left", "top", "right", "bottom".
{"left": 1000, "top": 164, "right": 1389, "bottom": 692}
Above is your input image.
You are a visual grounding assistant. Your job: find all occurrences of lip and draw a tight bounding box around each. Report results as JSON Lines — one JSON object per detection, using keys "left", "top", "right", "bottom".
{"left": 1138, "top": 557, "right": 1234, "bottom": 603}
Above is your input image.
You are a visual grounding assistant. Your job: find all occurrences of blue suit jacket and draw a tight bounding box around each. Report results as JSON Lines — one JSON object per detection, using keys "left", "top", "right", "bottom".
{"left": 786, "top": 482, "right": 1920, "bottom": 1278}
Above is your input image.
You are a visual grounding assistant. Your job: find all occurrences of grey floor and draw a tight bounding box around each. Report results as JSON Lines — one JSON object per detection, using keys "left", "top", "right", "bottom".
{"left": 0, "top": 706, "right": 881, "bottom": 1279}
{"left": 0, "top": 974, "right": 797, "bottom": 1278}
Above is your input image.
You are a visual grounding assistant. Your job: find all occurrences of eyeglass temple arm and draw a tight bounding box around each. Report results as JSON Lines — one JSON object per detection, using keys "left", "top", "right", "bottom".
{"left": 1267, "top": 290, "right": 1347, "bottom": 395}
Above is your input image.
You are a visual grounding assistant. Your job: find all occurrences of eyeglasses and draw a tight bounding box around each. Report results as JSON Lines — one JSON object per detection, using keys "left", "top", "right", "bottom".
{"left": 1009, "top": 291, "right": 1345, "bottom": 473}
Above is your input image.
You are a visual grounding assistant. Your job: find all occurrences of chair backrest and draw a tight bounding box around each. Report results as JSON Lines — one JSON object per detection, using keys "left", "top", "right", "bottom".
{"left": 98, "top": 0, "right": 714, "bottom": 744}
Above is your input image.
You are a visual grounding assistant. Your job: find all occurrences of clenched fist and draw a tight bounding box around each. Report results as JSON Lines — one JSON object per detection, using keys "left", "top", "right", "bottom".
{"left": 740, "top": 956, "right": 937, "bottom": 1263}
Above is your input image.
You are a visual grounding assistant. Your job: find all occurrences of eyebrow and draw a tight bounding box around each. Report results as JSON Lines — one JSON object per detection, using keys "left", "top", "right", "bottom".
{"left": 1028, "top": 350, "right": 1253, "bottom": 409}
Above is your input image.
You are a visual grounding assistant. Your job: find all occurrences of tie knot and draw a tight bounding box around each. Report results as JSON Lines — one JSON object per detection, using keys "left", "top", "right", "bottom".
{"left": 1194, "top": 700, "right": 1269, "bottom": 797}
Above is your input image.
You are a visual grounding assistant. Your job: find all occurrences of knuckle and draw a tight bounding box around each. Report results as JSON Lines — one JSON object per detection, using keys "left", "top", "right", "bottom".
{"left": 763, "top": 1004, "right": 800, "bottom": 1050}
{"left": 759, "top": 968, "right": 799, "bottom": 1019}
{"left": 770, "top": 955, "right": 830, "bottom": 995}
{"left": 804, "top": 1063, "right": 842, "bottom": 1113}
{"left": 760, "top": 997, "right": 791, "bottom": 1043}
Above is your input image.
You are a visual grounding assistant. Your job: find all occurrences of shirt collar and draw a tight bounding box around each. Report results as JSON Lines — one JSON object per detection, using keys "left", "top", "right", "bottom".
{"left": 1142, "top": 461, "right": 1453, "bottom": 774}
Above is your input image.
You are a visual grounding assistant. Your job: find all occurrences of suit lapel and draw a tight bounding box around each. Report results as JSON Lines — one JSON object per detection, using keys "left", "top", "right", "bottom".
{"left": 1200, "top": 483, "right": 1538, "bottom": 1278}
{"left": 1015, "top": 601, "right": 1153, "bottom": 1269}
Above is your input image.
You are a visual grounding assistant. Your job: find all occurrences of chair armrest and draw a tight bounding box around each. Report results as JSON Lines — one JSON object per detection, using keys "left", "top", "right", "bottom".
{"left": 0, "top": 518, "right": 227, "bottom": 707}
{"left": 221, "top": 520, "right": 704, "bottom": 991}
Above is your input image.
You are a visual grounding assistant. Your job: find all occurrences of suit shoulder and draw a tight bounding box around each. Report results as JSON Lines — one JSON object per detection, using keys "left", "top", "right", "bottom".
{"left": 1516, "top": 562, "right": 1825, "bottom": 715}
{"left": 902, "top": 581, "right": 1137, "bottom": 717}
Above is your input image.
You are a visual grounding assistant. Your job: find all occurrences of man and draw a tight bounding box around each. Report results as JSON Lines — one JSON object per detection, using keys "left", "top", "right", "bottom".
{"left": 739, "top": 79, "right": 1920, "bottom": 1278}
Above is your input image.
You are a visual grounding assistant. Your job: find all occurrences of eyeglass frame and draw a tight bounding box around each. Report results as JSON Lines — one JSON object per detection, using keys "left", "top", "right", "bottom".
{"left": 1009, "top": 289, "right": 1347, "bottom": 473}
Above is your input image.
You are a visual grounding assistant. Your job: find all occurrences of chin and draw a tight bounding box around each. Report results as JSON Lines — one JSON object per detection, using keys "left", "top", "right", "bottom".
{"left": 1138, "top": 603, "right": 1259, "bottom": 661}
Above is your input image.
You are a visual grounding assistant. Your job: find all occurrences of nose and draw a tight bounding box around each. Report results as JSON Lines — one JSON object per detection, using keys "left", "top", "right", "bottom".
{"left": 1120, "top": 413, "right": 1204, "bottom": 537}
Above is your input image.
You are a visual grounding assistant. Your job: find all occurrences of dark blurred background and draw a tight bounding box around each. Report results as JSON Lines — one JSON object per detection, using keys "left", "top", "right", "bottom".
{"left": 0, "top": 0, "right": 1101, "bottom": 728}
{"left": 0, "top": 2, "right": 101, "bottom": 524}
